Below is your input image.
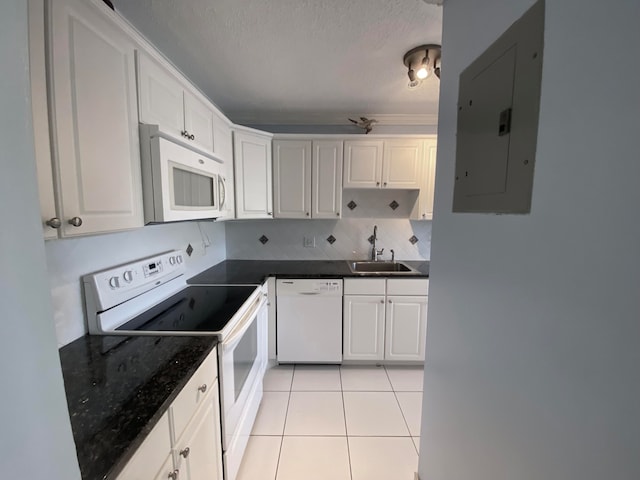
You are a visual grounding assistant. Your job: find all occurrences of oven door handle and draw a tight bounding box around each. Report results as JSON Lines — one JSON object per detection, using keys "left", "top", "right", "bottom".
{"left": 222, "top": 295, "right": 266, "bottom": 352}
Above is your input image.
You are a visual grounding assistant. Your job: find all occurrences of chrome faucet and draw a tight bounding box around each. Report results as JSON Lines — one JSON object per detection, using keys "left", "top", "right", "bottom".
{"left": 370, "top": 225, "right": 384, "bottom": 261}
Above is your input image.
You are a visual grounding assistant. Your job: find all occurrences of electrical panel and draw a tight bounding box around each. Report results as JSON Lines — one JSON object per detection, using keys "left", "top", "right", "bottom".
{"left": 453, "top": 0, "right": 544, "bottom": 214}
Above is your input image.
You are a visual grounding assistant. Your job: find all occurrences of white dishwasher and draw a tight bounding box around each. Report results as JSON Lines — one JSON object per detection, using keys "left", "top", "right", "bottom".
{"left": 276, "top": 279, "right": 343, "bottom": 363}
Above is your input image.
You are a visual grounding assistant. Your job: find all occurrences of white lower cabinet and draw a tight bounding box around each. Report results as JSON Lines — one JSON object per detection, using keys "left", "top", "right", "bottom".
{"left": 343, "top": 295, "right": 386, "bottom": 361}
{"left": 173, "top": 380, "right": 223, "bottom": 480}
{"left": 117, "top": 347, "right": 222, "bottom": 480}
{"left": 343, "top": 279, "right": 428, "bottom": 362}
{"left": 385, "top": 296, "right": 428, "bottom": 361}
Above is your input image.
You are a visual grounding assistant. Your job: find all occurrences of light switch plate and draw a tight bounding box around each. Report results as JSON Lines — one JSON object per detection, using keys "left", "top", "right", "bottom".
{"left": 303, "top": 236, "right": 316, "bottom": 248}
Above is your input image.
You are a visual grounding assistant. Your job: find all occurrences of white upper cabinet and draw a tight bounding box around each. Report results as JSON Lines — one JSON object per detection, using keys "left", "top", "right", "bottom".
{"left": 234, "top": 130, "right": 273, "bottom": 219}
{"left": 137, "top": 52, "right": 184, "bottom": 139}
{"left": 412, "top": 137, "right": 438, "bottom": 220}
{"left": 313, "top": 140, "right": 343, "bottom": 218}
{"left": 183, "top": 91, "right": 215, "bottom": 154}
{"left": 382, "top": 139, "right": 423, "bottom": 189}
{"left": 48, "top": 0, "right": 144, "bottom": 237}
{"left": 344, "top": 138, "right": 424, "bottom": 190}
{"left": 28, "top": 0, "right": 57, "bottom": 239}
{"left": 343, "top": 140, "right": 384, "bottom": 188}
{"left": 137, "top": 52, "right": 215, "bottom": 155}
{"left": 273, "top": 139, "right": 343, "bottom": 219}
{"left": 273, "top": 140, "right": 312, "bottom": 218}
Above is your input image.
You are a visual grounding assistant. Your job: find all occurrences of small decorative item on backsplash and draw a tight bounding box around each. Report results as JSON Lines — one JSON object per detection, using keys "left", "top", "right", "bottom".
{"left": 259, "top": 235, "right": 269, "bottom": 245}
{"left": 326, "top": 235, "right": 336, "bottom": 245}
{"left": 347, "top": 200, "right": 357, "bottom": 210}
{"left": 389, "top": 200, "right": 399, "bottom": 210}
{"left": 409, "top": 235, "right": 419, "bottom": 245}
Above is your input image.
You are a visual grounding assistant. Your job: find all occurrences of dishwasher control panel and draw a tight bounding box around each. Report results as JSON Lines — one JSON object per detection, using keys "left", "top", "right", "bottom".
{"left": 276, "top": 279, "right": 343, "bottom": 295}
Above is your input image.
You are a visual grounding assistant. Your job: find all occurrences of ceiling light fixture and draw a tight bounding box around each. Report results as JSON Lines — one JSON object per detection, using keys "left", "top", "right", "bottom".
{"left": 403, "top": 44, "right": 441, "bottom": 87}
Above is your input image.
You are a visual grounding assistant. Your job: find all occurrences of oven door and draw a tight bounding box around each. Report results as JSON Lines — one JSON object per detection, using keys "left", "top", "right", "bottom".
{"left": 219, "top": 291, "right": 267, "bottom": 454}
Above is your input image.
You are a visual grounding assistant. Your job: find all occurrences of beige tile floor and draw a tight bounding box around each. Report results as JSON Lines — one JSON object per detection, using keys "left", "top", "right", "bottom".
{"left": 237, "top": 364, "right": 423, "bottom": 480}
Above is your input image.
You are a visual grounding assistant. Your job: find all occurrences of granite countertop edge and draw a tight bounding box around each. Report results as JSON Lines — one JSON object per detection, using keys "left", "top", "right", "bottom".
{"left": 187, "top": 259, "right": 430, "bottom": 285}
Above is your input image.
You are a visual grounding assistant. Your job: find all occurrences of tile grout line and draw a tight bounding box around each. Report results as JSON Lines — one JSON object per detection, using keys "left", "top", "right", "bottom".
{"left": 385, "top": 366, "right": 421, "bottom": 455}
{"left": 340, "top": 366, "right": 354, "bottom": 480}
{"left": 273, "top": 364, "right": 295, "bottom": 480}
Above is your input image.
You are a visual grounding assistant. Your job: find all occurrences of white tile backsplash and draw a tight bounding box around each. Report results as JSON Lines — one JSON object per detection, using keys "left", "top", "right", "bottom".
{"left": 226, "top": 218, "right": 431, "bottom": 260}
{"left": 46, "top": 221, "right": 226, "bottom": 347}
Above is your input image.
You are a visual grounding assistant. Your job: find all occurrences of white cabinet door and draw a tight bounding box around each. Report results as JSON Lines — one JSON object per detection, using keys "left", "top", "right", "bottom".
{"left": 234, "top": 131, "right": 273, "bottom": 219}
{"left": 137, "top": 52, "right": 185, "bottom": 140}
{"left": 382, "top": 139, "right": 423, "bottom": 189}
{"left": 49, "top": 0, "right": 143, "bottom": 236}
{"left": 183, "top": 91, "right": 215, "bottom": 153}
{"left": 343, "top": 140, "right": 384, "bottom": 188}
{"left": 28, "top": 0, "right": 57, "bottom": 239}
{"left": 116, "top": 413, "right": 172, "bottom": 480}
{"left": 313, "top": 140, "right": 343, "bottom": 218}
{"left": 385, "top": 296, "right": 428, "bottom": 361}
{"left": 343, "top": 295, "right": 386, "bottom": 361}
{"left": 175, "top": 381, "right": 223, "bottom": 480}
{"left": 273, "top": 140, "right": 312, "bottom": 218}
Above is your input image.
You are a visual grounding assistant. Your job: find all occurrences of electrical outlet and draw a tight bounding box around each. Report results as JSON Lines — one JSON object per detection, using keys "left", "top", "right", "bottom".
{"left": 303, "top": 236, "right": 316, "bottom": 248}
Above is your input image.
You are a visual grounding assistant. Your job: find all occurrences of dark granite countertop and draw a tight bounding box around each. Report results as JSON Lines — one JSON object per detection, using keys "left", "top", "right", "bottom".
{"left": 59, "top": 334, "right": 217, "bottom": 480}
{"left": 187, "top": 260, "right": 429, "bottom": 285}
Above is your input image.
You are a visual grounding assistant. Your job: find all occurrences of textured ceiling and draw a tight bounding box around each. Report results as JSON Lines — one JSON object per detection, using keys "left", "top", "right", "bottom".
{"left": 112, "top": 0, "right": 443, "bottom": 125}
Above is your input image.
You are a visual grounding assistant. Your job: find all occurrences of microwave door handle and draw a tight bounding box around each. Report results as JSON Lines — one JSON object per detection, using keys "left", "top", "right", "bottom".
{"left": 223, "top": 296, "right": 266, "bottom": 352}
{"left": 218, "top": 176, "right": 226, "bottom": 209}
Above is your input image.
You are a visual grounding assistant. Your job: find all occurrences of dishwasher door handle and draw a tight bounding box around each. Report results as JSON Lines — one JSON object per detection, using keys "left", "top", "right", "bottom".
{"left": 298, "top": 292, "right": 320, "bottom": 295}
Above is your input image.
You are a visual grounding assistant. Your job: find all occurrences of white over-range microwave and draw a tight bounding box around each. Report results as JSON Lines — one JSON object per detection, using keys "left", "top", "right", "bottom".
{"left": 139, "top": 124, "right": 228, "bottom": 223}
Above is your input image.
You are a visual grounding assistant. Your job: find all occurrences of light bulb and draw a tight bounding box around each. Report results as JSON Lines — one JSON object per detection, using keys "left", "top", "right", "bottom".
{"left": 416, "top": 67, "right": 429, "bottom": 79}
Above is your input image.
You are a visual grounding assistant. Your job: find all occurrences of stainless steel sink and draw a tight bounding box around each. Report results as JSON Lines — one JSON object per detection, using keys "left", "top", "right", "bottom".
{"left": 347, "top": 261, "right": 420, "bottom": 275}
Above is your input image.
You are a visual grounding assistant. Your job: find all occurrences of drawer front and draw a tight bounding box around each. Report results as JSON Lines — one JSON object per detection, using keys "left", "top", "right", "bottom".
{"left": 386, "top": 278, "right": 429, "bottom": 296}
{"left": 170, "top": 346, "right": 218, "bottom": 444}
{"left": 344, "top": 278, "right": 386, "bottom": 295}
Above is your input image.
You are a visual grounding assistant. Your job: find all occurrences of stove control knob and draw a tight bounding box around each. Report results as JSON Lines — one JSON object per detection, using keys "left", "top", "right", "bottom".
{"left": 122, "top": 270, "right": 133, "bottom": 283}
{"left": 169, "top": 256, "right": 176, "bottom": 266}
{"left": 176, "top": 255, "right": 183, "bottom": 264}
{"left": 108, "top": 276, "right": 120, "bottom": 289}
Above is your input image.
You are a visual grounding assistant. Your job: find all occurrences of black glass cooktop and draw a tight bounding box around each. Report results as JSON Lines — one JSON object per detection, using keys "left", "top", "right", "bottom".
{"left": 116, "top": 285, "right": 258, "bottom": 334}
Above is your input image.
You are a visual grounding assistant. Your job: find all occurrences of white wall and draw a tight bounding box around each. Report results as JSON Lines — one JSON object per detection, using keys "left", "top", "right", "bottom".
{"left": 0, "top": 1, "right": 80, "bottom": 477}
{"left": 420, "top": 1, "right": 640, "bottom": 479}
{"left": 47, "top": 221, "right": 226, "bottom": 347}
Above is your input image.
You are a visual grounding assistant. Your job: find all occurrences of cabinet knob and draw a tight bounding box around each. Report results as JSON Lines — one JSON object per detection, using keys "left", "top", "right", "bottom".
{"left": 68, "top": 217, "right": 83, "bottom": 227}
{"left": 168, "top": 470, "right": 179, "bottom": 480}
{"left": 180, "top": 447, "right": 190, "bottom": 458}
{"left": 45, "top": 217, "right": 62, "bottom": 229}
{"left": 336, "top": 212, "right": 340, "bottom": 216}
{"left": 422, "top": 214, "right": 426, "bottom": 219}
{"left": 388, "top": 299, "right": 392, "bottom": 303}
{"left": 380, "top": 299, "right": 384, "bottom": 304}
{"left": 383, "top": 182, "right": 387, "bottom": 187}
{"left": 306, "top": 212, "right": 309, "bottom": 217}
{"left": 376, "top": 182, "right": 380, "bottom": 186}
{"left": 198, "top": 384, "right": 207, "bottom": 393}
{"left": 267, "top": 212, "right": 272, "bottom": 216}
